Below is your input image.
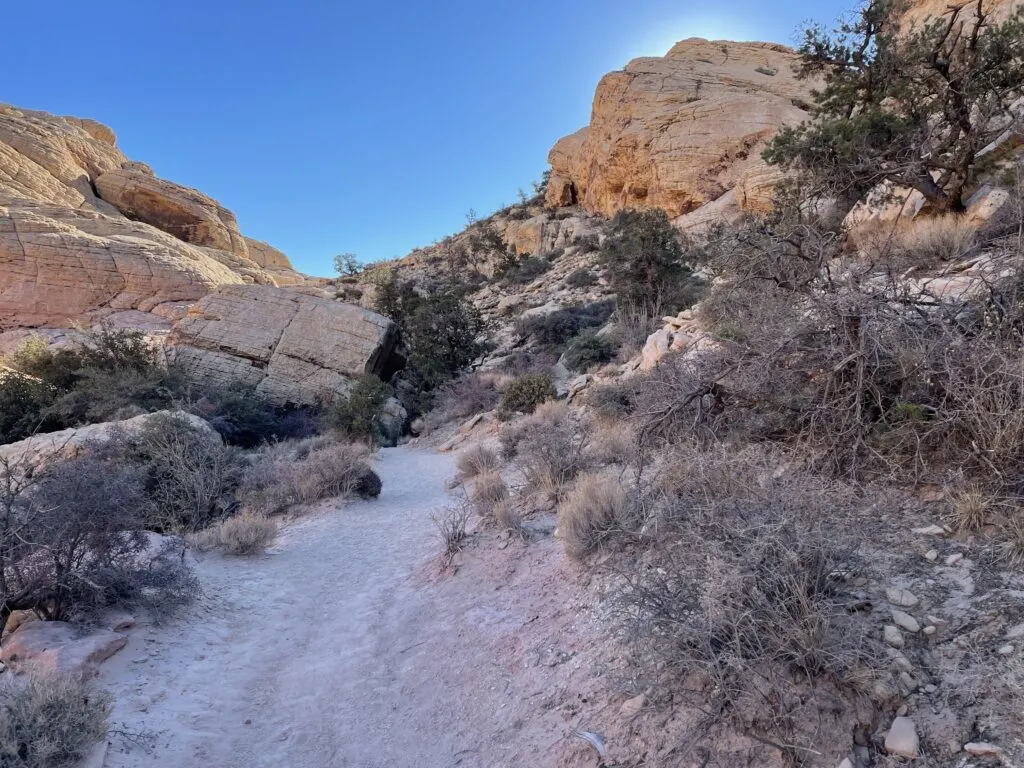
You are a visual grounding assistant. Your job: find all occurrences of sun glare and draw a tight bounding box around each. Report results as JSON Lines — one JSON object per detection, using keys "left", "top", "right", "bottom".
{"left": 634, "top": 14, "right": 761, "bottom": 57}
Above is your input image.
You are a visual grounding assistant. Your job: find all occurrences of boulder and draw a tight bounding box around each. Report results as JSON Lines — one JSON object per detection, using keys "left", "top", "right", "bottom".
{"left": 1, "top": 621, "right": 127, "bottom": 679}
{"left": 167, "top": 285, "right": 399, "bottom": 406}
{"left": 545, "top": 39, "right": 813, "bottom": 219}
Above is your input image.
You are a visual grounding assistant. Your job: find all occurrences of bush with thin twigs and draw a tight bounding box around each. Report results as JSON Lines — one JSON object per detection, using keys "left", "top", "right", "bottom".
{"left": 499, "top": 373, "right": 556, "bottom": 416}
{"left": 565, "top": 268, "right": 598, "bottom": 288}
{"left": 563, "top": 328, "right": 615, "bottom": 372}
{"left": 515, "top": 301, "right": 615, "bottom": 349}
{"left": 492, "top": 499, "right": 524, "bottom": 535}
{"left": 195, "top": 514, "right": 278, "bottom": 556}
{"left": 432, "top": 500, "right": 471, "bottom": 561}
{"left": 999, "top": 515, "right": 1024, "bottom": 567}
{"left": 504, "top": 410, "right": 589, "bottom": 501}
{"left": 240, "top": 438, "right": 380, "bottom": 515}
{"left": 586, "top": 422, "right": 638, "bottom": 467}
{"left": 614, "top": 445, "right": 884, "bottom": 750}
{"left": 468, "top": 471, "right": 509, "bottom": 518}
{"left": 456, "top": 444, "right": 501, "bottom": 481}
{"left": 422, "top": 373, "right": 501, "bottom": 431}
{"left": 558, "top": 474, "right": 632, "bottom": 559}
{"left": 0, "top": 672, "right": 111, "bottom": 768}
{"left": 890, "top": 215, "right": 979, "bottom": 264}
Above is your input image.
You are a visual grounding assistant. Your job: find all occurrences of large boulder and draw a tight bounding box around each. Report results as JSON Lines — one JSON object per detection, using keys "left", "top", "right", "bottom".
{"left": 1, "top": 621, "right": 127, "bottom": 680}
{"left": 545, "top": 39, "right": 813, "bottom": 219}
{"left": 0, "top": 103, "right": 305, "bottom": 330}
{"left": 166, "top": 285, "right": 400, "bottom": 406}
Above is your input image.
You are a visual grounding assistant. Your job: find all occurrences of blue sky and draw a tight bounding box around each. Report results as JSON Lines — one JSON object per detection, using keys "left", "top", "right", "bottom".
{"left": 4, "top": 0, "right": 848, "bottom": 274}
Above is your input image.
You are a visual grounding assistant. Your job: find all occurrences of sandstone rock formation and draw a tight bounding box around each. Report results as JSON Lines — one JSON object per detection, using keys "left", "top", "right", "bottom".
{"left": 167, "top": 286, "right": 399, "bottom": 406}
{"left": 0, "top": 103, "right": 304, "bottom": 330}
{"left": 0, "top": 621, "right": 127, "bottom": 680}
{"left": 545, "top": 39, "right": 813, "bottom": 220}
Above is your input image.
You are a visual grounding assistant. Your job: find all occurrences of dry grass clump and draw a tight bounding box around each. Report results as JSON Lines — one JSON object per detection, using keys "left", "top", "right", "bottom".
{"left": 998, "top": 514, "right": 1024, "bottom": 567}
{"left": 240, "top": 438, "right": 379, "bottom": 515}
{"left": 947, "top": 484, "right": 993, "bottom": 533}
{"left": 432, "top": 500, "right": 471, "bottom": 562}
{"left": 194, "top": 514, "right": 277, "bottom": 556}
{"left": 492, "top": 499, "right": 524, "bottom": 535}
{"left": 456, "top": 444, "right": 500, "bottom": 481}
{"left": 585, "top": 421, "right": 637, "bottom": 467}
{"left": 468, "top": 470, "right": 509, "bottom": 518}
{"left": 893, "top": 215, "right": 979, "bottom": 263}
{"left": 558, "top": 473, "right": 631, "bottom": 559}
{"left": 422, "top": 373, "right": 501, "bottom": 431}
{"left": 0, "top": 673, "right": 111, "bottom": 768}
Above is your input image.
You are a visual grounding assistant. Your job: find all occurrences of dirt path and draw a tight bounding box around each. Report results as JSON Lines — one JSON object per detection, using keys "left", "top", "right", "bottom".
{"left": 98, "top": 445, "right": 604, "bottom": 768}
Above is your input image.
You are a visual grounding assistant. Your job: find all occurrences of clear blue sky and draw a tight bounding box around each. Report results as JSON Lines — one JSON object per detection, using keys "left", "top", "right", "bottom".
{"left": 4, "top": 0, "right": 848, "bottom": 275}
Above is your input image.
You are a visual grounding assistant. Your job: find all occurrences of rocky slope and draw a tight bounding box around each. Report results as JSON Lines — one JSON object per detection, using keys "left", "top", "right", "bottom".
{"left": 545, "top": 39, "right": 811, "bottom": 227}
{"left": 0, "top": 104, "right": 304, "bottom": 332}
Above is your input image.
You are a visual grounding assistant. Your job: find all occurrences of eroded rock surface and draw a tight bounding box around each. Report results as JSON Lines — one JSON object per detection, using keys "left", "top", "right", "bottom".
{"left": 545, "top": 39, "right": 812, "bottom": 219}
{"left": 167, "top": 285, "right": 399, "bottom": 406}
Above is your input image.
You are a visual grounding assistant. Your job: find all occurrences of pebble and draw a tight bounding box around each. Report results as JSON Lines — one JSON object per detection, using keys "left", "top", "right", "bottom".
{"left": 944, "top": 553, "right": 964, "bottom": 566}
{"left": 836, "top": 759, "right": 854, "bottom": 768}
{"left": 924, "top": 684, "right": 937, "bottom": 693}
{"left": 887, "top": 587, "right": 920, "bottom": 607}
{"left": 914, "top": 524, "right": 947, "bottom": 535}
{"left": 885, "top": 625, "right": 905, "bottom": 648}
{"left": 619, "top": 694, "right": 647, "bottom": 718}
{"left": 885, "top": 717, "right": 920, "bottom": 758}
{"left": 896, "top": 704, "right": 909, "bottom": 716}
{"left": 997, "top": 644, "right": 1015, "bottom": 656}
{"left": 892, "top": 610, "right": 921, "bottom": 633}
{"left": 924, "top": 625, "right": 937, "bottom": 636}
{"left": 925, "top": 549, "right": 939, "bottom": 562}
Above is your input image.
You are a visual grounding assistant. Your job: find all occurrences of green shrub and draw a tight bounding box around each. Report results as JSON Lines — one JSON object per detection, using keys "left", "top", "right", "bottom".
{"left": 564, "top": 328, "right": 615, "bottom": 372}
{"left": 0, "top": 673, "right": 111, "bottom": 768}
{"left": 496, "top": 255, "right": 553, "bottom": 285}
{"left": 324, "top": 374, "right": 393, "bottom": 443}
{"left": 500, "top": 373, "right": 557, "bottom": 415}
{"left": 515, "top": 300, "right": 615, "bottom": 349}
{"left": 184, "top": 384, "right": 319, "bottom": 448}
{"left": 565, "top": 268, "right": 598, "bottom": 288}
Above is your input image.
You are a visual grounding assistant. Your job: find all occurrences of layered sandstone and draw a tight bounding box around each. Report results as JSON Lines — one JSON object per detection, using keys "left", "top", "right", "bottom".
{"left": 545, "top": 39, "right": 813, "bottom": 219}
{"left": 0, "top": 104, "right": 304, "bottom": 329}
{"left": 166, "top": 286, "right": 399, "bottom": 406}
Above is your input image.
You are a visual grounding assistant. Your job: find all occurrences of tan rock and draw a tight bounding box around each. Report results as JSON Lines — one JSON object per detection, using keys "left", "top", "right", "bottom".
{"left": 884, "top": 717, "right": 919, "bottom": 758}
{"left": 0, "top": 621, "right": 127, "bottom": 679}
{"left": 546, "top": 39, "right": 812, "bottom": 218}
{"left": 166, "top": 285, "right": 399, "bottom": 406}
{"left": 95, "top": 167, "right": 249, "bottom": 257}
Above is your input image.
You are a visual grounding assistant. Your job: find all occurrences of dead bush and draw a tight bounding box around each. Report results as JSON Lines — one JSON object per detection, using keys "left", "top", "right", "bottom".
{"left": 240, "top": 438, "right": 379, "bottom": 515}
{"left": 502, "top": 410, "right": 589, "bottom": 501}
{"left": 947, "top": 484, "right": 994, "bottom": 533}
{"left": 0, "top": 672, "right": 111, "bottom": 768}
{"left": 456, "top": 444, "right": 500, "bottom": 481}
{"left": 492, "top": 499, "right": 524, "bottom": 535}
{"left": 422, "top": 373, "right": 501, "bottom": 431}
{"left": 468, "top": 471, "right": 509, "bottom": 518}
{"left": 615, "top": 447, "right": 881, "bottom": 746}
{"left": 585, "top": 421, "right": 637, "bottom": 467}
{"left": 195, "top": 514, "right": 277, "bottom": 556}
{"left": 558, "top": 474, "right": 632, "bottom": 559}
{"left": 432, "top": 500, "right": 471, "bottom": 562}
{"left": 892, "top": 215, "right": 979, "bottom": 263}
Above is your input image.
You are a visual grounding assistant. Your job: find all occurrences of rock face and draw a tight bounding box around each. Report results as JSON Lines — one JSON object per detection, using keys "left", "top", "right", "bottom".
{"left": 167, "top": 285, "right": 399, "bottom": 406}
{"left": 0, "top": 103, "right": 304, "bottom": 330}
{"left": 545, "top": 39, "right": 812, "bottom": 220}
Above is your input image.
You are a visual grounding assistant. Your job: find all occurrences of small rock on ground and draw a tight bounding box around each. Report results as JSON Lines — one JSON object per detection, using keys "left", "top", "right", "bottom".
{"left": 886, "top": 587, "right": 919, "bottom": 607}
{"left": 964, "top": 742, "right": 1003, "bottom": 757}
{"left": 885, "top": 625, "right": 905, "bottom": 648}
{"left": 892, "top": 610, "right": 921, "bottom": 633}
{"left": 885, "top": 717, "right": 919, "bottom": 758}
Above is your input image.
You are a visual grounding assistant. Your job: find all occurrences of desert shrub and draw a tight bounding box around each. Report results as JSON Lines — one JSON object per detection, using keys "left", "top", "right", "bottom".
{"left": 558, "top": 474, "right": 631, "bottom": 559}
{"left": 609, "top": 298, "right": 659, "bottom": 359}
{"left": 599, "top": 209, "right": 706, "bottom": 316}
{"left": 196, "top": 514, "right": 277, "bottom": 556}
{"left": 433, "top": 500, "right": 471, "bottom": 562}
{"left": 586, "top": 422, "right": 638, "bottom": 466}
{"left": 499, "top": 373, "right": 556, "bottom": 416}
{"left": 107, "top": 414, "right": 241, "bottom": 533}
{"left": 0, "top": 673, "right": 111, "bottom": 768}
{"left": 240, "top": 438, "right": 379, "bottom": 515}
{"left": 497, "top": 255, "right": 553, "bottom": 285}
{"left": 947, "top": 484, "right": 994, "bottom": 534}
{"left": 423, "top": 373, "right": 501, "bottom": 431}
{"left": 505, "top": 410, "right": 589, "bottom": 500}
{"left": 324, "top": 374, "right": 393, "bottom": 443}
{"left": 615, "top": 446, "right": 881, "bottom": 746}
{"left": 456, "top": 444, "right": 501, "bottom": 480}
{"left": 585, "top": 380, "right": 641, "bottom": 421}
{"left": 891, "top": 216, "right": 979, "bottom": 263}
{"left": 565, "top": 268, "right": 598, "bottom": 288}
{"left": 563, "top": 328, "right": 615, "bottom": 372}
{"left": 0, "top": 452, "right": 198, "bottom": 626}
{"left": 184, "top": 384, "right": 319, "bottom": 448}
{"left": 0, "top": 329, "right": 178, "bottom": 445}
{"left": 572, "top": 233, "right": 601, "bottom": 252}
{"left": 515, "top": 300, "right": 615, "bottom": 349}
{"left": 469, "top": 471, "right": 509, "bottom": 518}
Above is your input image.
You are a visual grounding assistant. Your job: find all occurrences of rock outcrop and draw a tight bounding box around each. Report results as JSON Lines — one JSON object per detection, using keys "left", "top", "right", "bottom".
{"left": 167, "top": 286, "right": 399, "bottom": 406}
{"left": 545, "top": 39, "right": 813, "bottom": 221}
{"left": 0, "top": 103, "right": 304, "bottom": 330}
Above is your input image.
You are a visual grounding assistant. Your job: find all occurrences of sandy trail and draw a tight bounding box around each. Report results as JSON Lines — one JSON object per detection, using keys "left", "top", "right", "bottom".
{"left": 100, "top": 446, "right": 515, "bottom": 768}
